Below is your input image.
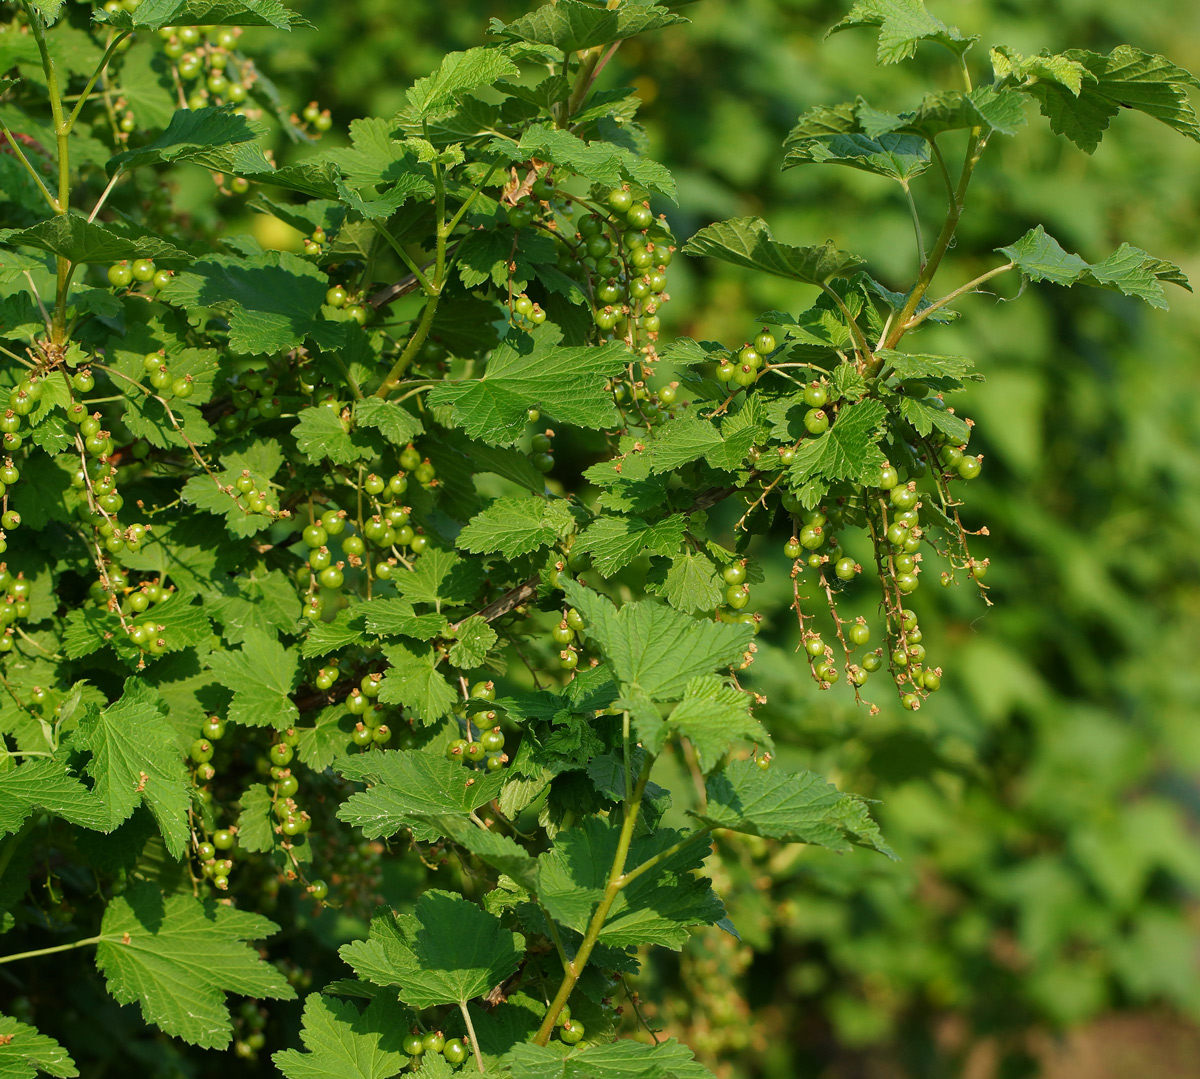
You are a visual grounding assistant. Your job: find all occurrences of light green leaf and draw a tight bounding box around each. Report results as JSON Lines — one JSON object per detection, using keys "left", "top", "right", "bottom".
{"left": 457, "top": 497, "right": 576, "bottom": 560}
{"left": 0, "top": 215, "right": 193, "bottom": 265}
{"left": 353, "top": 397, "right": 424, "bottom": 446}
{"left": 560, "top": 578, "right": 752, "bottom": 705}
{"left": 491, "top": 0, "right": 686, "bottom": 54}
{"left": 234, "top": 783, "right": 276, "bottom": 853}
{"left": 0, "top": 757, "right": 109, "bottom": 838}
{"left": 502, "top": 1038, "right": 714, "bottom": 1079}
{"left": 429, "top": 329, "right": 630, "bottom": 445}
{"left": 787, "top": 398, "right": 887, "bottom": 486}
{"left": 447, "top": 616, "right": 498, "bottom": 669}
{"left": 360, "top": 598, "right": 447, "bottom": 640}
{"left": 207, "top": 628, "right": 298, "bottom": 730}
{"left": 784, "top": 131, "right": 930, "bottom": 181}
{"left": 404, "top": 46, "right": 520, "bottom": 120}
{"left": 645, "top": 548, "right": 723, "bottom": 615}
{"left": 293, "top": 405, "right": 378, "bottom": 465}
{"left": 695, "top": 759, "right": 895, "bottom": 857}
{"left": 437, "top": 817, "right": 538, "bottom": 892}
{"left": 516, "top": 123, "right": 675, "bottom": 198}
{"left": 575, "top": 514, "right": 688, "bottom": 577}
{"left": 0, "top": 1014, "right": 77, "bottom": 1079}
{"left": 658, "top": 675, "right": 770, "bottom": 771}
{"left": 1024, "top": 46, "right": 1200, "bottom": 153}
{"left": 538, "top": 817, "right": 723, "bottom": 948}
{"left": 106, "top": 107, "right": 270, "bottom": 176}
{"left": 828, "top": 0, "right": 976, "bottom": 65}
{"left": 875, "top": 349, "right": 979, "bottom": 386}
{"left": 76, "top": 680, "right": 190, "bottom": 858}
{"left": 377, "top": 643, "right": 458, "bottom": 725}
{"left": 336, "top": 750, "right": 506, "bottom": 840}
{"left": 682, "top": 217, "right": 864, "bottom": 285}
{"left": 96, "top": 882, "right": 295, "bottom": 1049}
{"left": 204, "top": 570, "right": 301, "bottom": 645}
{"left": 389, "top": 547, "right": 485, "bottom": 606}
{"left": 991, "top": 45, "right": 1088, "bottom": 95}
{"left": 898, "top": 395, "right": 970, "bottom": 444}
{"left": 272, "top": 994, "right": 411, "bottom": 1079}
{"left": 94, "top": 0, "right": 307, "bottom": 31}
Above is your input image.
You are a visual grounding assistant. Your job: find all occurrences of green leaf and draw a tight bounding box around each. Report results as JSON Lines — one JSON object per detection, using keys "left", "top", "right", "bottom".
{"left": 204, "top": 570, "right": 301, "bottom": 645}
{"left": 991, "top": 45, "right": 1088, "bottom": 95}
{"left": 682, "top": 217, "right": 864, "bottom": 285}
{"left": 447, "top": 616, "right": 498, "bottom": 669}
{"left": 575, "top": 514, "right": 688, "bottom": 577}
{"left": 827, "top": 0, "right": 976, "bottom": 65}
{"left": 76, "top": 680, "right": 190, "bottom": 858}
{"left": 538, "top": 817, "right": 723, "bottom": 948}
{"left": 106, "top": 107, "right": 270, "bottom": 176}
{"left": 234, "top": 783, "right": 277, "bottom": 853}
{"left": 353, "top": 397, "right": 424, "bottom": 446}
{"left": 784, "top": 132, "right": 930, "bottom": 181}
{"left": 360, "top": 598, "right": 447, "bottom": 640}
{"left": 437, "top": 817, "right": 538, "bottom": 892}
{"left": 515, "top": 124, "right": 675, "bottom": 199}
{"left": 159, "top": 251, "right": 338, "bottom": 354}
{"left": 900, "top": 86, "right": 1027, "bottom": 138}
{"left": 376, "top": 643, "right": 457, "bottom": 725}
{"left": 645, "top": 548, "right": 723, "bottom": 615}
{"left": 997, "top": 225, "right": 1088, "bottom": 285}
{"left": 272, "top": 994, "right": 411, "bottom": 1079}
{"left": 293, "top": 707, "right": 356, "bottom": 772}
{"left": 898, "top": 395, "right": 970, "bottom": 444}
{"left": 695, "top": 760, "right": 895, "bottom": 857}
{"left": 0, "top": 757, "right": 109, "bottom": 838}
{"left": 1024, "top": 46, "right": 1200, "bottom": 153}
{"left": 0, "top": 1014, "right": 77, "bottom": 1079}
{"left": 336, "top": 750, "right": 506, "bottom": 840}
{"left": 457, "top": 497, "right": 575, "bottom": 560}
{"left": 300, "top": 607, "right": 366, "bottom": 658}
{"left": 389, "top": 547, "right": 485, "bottom": 606}
{"left": 293, "top": 405, "right": 378, "bottom": 466}
{"left": 429, "top": 329, "right": 630, "bottom": 445}
{"left": 502, "top": 1038, "right": 714, "bottom": 1079}
{"left": 656, "top": 675, "right": 770, "bottom": 771}
{"left": 404, "top": 46, "right": 520, "bottom": 120}
{"left": 875, "top": 349, "right": 979, "bottom": 385}
{"left": 207, "top": 628, "right": 298, "bottom": 730}
{"left": 96, "top": 882, "right": 295, "bottom": 1049}
{"left": 787, "top": 398, "right": 887, "bottom": 486}
{"left": 560, "top": 578, "right": 752, "bottom": 706}
{"left": 491, "top": 0, "right": 687, "bottom": 54}
{"left": 94, "top": 0, "right": 307, "bottom": 31}
{"left": 0, "top": 215, "right": 193, "bottom": 265}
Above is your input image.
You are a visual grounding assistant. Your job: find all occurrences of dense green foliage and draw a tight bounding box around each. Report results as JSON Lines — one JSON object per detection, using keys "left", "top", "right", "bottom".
{"left": 1, "top": 1, "right": 1198, "bottom": 1077}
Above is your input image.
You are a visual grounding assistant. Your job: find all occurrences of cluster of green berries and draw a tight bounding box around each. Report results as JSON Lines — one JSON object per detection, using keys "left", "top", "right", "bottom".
{"left": 302, "top": 225, "right": 328, "bottom": 259}
{"left": 528, "top": 427, "right": 555, "bottom": 474}
{"left": 106, "top": 258, "right": 173, "bottom": 292}
{"left": 137, "top": 349, "right": 193, "bottom": 399}
{"left": 231, "top": 467, "right": 282, "bottom": 519}
{"left": 324, "top": 282, "right": 369, "bottom": 326}
{"left": 345, "top": 673, "right": 395, "bottom": 748}
{"left": 715, "top": 562, "right": 760, "bottom": 632}
{"left": 445, "top": 683, "right": 510, "bottom": 771}
{"left": 715, "top": 329, "right": 780, "bottom": 390}
{"left": 510, "top": 292, "right": 547, "bottom": 327}
{"left": 117, "top": 578, "right": 171, "bottom": 654}
{"left": 402, "top": 1029, "right": 468, "bottom": 1068}
{"left": 0, "top": 566, "right": 32, "bottom": 653}
{"left": 231, "top": 1000, "right": 269, "bottom": 1062}
{"left": 223, "top": 366, "right": 283, "bottom": 428}
{"left": 554, "top": 1003, "right": 585, "bottom": 1046}
{"left": 156, "top": 24, "right": 250, "bottom": 112}
{"left": 299, "top": 99, "right": 333, "bottom": 135}
{"left": 549, "top": 607, "right": 587, "bottom": 671}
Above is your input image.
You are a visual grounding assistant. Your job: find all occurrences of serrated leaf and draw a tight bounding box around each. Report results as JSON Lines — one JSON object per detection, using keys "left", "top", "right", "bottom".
{"left": 645, "top": 548, "right": 723, "bottom": 615}
{"left": 159, "top": 251, "right": 338, "bottom": 354}
{"left": 404, "top": 46, "right": 520, "bottom": 120}
{"left": 0, "top": 757, "right": 109, "bottom": 837}
{"left": 76, "top": 680, "right": 190, "bottom": 858}
{"left": 447, "top": 616, "right": 498, "bottom": 669}
{"left": 788, "top": 398, "right": 887, "bottom": 487}
{"left": 898, "top": 395, "right": 970, "bottom": 443}
{"left": 0, "top": 1015, "right": 77, "bottom": 1079}
{"left": 538, "top": 817, "right": 723, "bottom": 948}
{"left": 389, "top": 547, "right": 485, "bottom": 606}
{"left": 695, "top": 759, "right": 894, "bottom": 857}
{"left": 1024, "top": 45, "right": 1200, "bottom": 153}
{"left": 876, "top": 349, "right": 979, "bottom": 384}
{"left": 300, "top": 606, "right": 366, "bottom": 657}
{"left": 575, "top": 514, "right": 687, "bottom": 577}
{"left": 94, "top": 0, "right": 306, "bottom": 30}
{"left": 106, "top": 107, "right": 270, "bottom": 176}
{"left": 336, "top": 750, "right": 506, "bottom": 840}
{"left": 516, "top": 123, "right": 675, "bottom": 198}
{"left": 207, "top": 628, "right": 298, "bottom": 730}
{"left": 272, "top": 994, "right": 410, "bottom": 1079}
{"left": 682, "top": 217, "right": 863, "bottom": 284}
{"left": 900, "top": 86, "right": 1027, "bottom": 138}
{"left": 784, "top": 131, "right": 930, "bottom": 181}
{"left": 657, "top": 675, "right": 770, "bottom": 771}
{"left": 457, "top": 497, "right": 575, "bottom": 559}
{"left": 353, "top": 397, "right": 424, "bottom": 446}
{"left": 998, "top": 224, "right": 1089, "bottom": 284}
{"left": 1079, "top": 242, "right": 1191, "bottom": 309}
{"left": 560, "top": 578, "right": 752, "bottom": 706}
{"left": 491, "top": 0, "right": 687, "bottom": 54}
{"left": 204, "top": 570, "right": 301, "bottom": 645}
{"left": 360, "top": 598, "right": 447, "bottom": 640}
{"left": 437, "top": 817, "right": 538, "bottom": 892}
{"left": 234, "top": 783, "right": 276, "bottom": 853}
{"left": 429, "top": 329, "right": 629, "bottom": 445}
{"left": 0, "top": 215, "right": 192, "bottom": 265}
{"left": 828, "top": 0, "right": 976, "bottom": 65}
{"left": 991, "top": 45, "right": 1087, "bottom": 95}
{"left": 293, "top": 405, "right": 378, "bottom": 465}
{"left": 377, "top": 642, "right": 457, "bottom": 725}
{"left": 96, "top": 882, "right": 293, "bottom": 1048}
{"left": 502, "top": 1038, "right": 714, "bottom": 1079}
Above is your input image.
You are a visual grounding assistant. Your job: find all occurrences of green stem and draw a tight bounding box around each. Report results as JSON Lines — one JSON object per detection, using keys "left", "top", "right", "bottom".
{"left": 820, "top": 282, "right": 871, "bottom": 362}
{"left": 621, "top": 711, "right": 632, "bottom": 804}
{"left": 617, "top": 826, "right": 713, "bottom": 891}
{"left": 0, "top": 934, "right": 102, "bottom": 966}
{"left": 373, "top": 290, "right": 441, "bottom": 399}
{"left": 457, "top": 1001, "right": 486, "bottom": 1075}
{"left": 875, "top": 129, "right": 988, "bottom": 363}
{"left": 533, "top": 753, "right": 655, "bottom": 1046}
{"left": 900, "top": 179, "right": 925, "bottom": 271}
{"left": 331, "top": 354, "right": 363, "bottom": 401}
{"left": 1, "top": 123, "right": 58, "bottom": 212}
{"left": 903, "top": 261, "right": 1015, "bottom": 333}
{"left": 65, "top": 31, "right": 131, "bottom": 133}
{"left": 369, "top": 220, "right": 434, "bottom": 295}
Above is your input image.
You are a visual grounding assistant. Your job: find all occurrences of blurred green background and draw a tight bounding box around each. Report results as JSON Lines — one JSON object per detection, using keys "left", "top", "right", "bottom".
{"left": 240, "top": 1, "right": 1200, "bottom": 1076}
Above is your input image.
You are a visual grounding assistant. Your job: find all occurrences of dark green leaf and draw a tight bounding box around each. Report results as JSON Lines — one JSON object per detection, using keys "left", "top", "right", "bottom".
{"left": 0, "top": 215, "right": 193, "bottom": 265}
{"left": 682, "top": 217, "right": 864, "bottom": 285}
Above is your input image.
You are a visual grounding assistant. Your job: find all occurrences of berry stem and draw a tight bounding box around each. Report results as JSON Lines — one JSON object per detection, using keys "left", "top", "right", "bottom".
{"left": 456, "top": 1000, "right": 486, "bottom": 1074}
{"left": 0, "top": 934, "right": 103, "bottom": 966}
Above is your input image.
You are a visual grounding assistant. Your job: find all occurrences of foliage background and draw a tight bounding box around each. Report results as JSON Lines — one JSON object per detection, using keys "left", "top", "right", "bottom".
{"left": 6, "top": 1, "right": 1200, "bottom": 1076}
